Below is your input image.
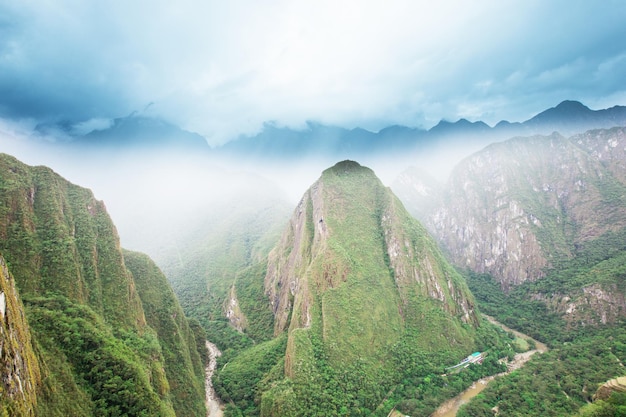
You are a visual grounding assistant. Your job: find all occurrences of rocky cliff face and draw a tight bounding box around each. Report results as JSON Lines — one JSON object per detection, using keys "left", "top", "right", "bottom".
{"left": 394, "top": 127, "right": 626, "bottom": 328}
{"left": 594, "top": 376, "right": 626, "bottom": 401}
{"left": 263, "top": 161, "right": 478, "bottom": 379}
{"left": 0, "top": 255, "right": 40, "bottom": 416}
{"left": 531, "top": 283, "right": 626, "bottom": 327}
{"left": 397, "top": 128, "right": 626, "bottom": 292}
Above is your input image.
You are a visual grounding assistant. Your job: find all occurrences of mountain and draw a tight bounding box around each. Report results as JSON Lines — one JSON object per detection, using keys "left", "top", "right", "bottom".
{"left": 35, "top": 112, "right": 210, "bottom": 153}
{"left": 524, "top": 100, "right": 626, "bottom": 135}
{"left": 218, "top": 121, "right": 413, "bottom": 159}
{"left": 22, "top": 101, "right": 626, "bottom": 162}
{"left": 429, "top": 118, "right": 492, "bottom": 138}
{"left": 208, "top": 161, "right": 518, "bottom": 416}
{"left": 123, "top": 250, "right": 207, "bottom": 417}
{"left": 62, "top": 114, "right": 209, "bottom": 150}
{"left": 218, "top": 101, "right": 626, "bottom": 159}
{"left": 161, "top": 184, "right": 292, "bottom": 354}
{"left": 0, "top": 153, "right": 206, "bottom": 416}
{"left": 394, "top": 126, "right": 626, "bottom": 325}
{"left": 392, "top": 127, "right": 626, "bottom": 416}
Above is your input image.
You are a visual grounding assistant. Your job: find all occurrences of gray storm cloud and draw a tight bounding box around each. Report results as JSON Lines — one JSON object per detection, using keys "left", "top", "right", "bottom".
{"left": 0, "top": 0, "right": 625, "bottom": 144}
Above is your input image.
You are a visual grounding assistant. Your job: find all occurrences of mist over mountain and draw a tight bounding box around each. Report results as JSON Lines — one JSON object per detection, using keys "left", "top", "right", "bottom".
{"left": 2, "top": 97, "right": 626, "bottom": 416}
{"left": 80, "top": 115, "right": 209, "bottom": 151}
{"left": 2, "top": 1, "right": 626, "bottom": 414}
{"left": 394, "top": 127, "right": 626, "bottom": 325}
{"left": 27, "top": 100, "right": 626, "bottom": 161}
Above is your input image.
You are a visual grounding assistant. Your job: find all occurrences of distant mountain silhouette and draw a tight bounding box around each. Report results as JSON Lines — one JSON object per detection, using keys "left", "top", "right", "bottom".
{"left": 429, "top": 118, "right": 491, "bottom": 137}
{"left": 79, "top": 115, "right": 209, "bottom": 150}
{"left": 37, "top": 101, "right": 626, "bottom": 156}
{"left": 523, "top": 100, "right": 626, "bottom": 135}
{"left": 218, "top": 100, "right": 626, "bottom": 158}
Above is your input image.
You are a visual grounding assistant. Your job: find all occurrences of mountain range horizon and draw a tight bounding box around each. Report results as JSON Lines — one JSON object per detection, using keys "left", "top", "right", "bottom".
{"left": 28, "top": 99, "right": 626, "bottom": 153}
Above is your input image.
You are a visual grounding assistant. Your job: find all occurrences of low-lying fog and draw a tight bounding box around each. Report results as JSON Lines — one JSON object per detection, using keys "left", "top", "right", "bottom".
{"left": 0, "top": 122, "right": 485, "bottom": 265}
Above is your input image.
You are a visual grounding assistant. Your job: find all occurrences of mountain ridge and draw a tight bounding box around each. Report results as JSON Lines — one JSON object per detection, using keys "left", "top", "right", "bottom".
{"left": 393, "top": 126, "right": 626, "bottom": 327}
{"left": 0, "top": 153, "right": 207, "bottom": 416}
{"left": 27, "top": 100, "right": 626, "bottom": 156}
{"left": 218, "top": 100, "right": 626, "bottom": 158}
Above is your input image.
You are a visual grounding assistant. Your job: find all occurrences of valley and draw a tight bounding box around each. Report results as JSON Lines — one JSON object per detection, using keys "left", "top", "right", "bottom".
{"left": 2, "top": 1, "right": 626, "bottom": 414}
{"left": 1, "top": 115, "right": 626, "bottom": 416}
{"left": 432, "top": 315, "right": 548, "bottom": 417}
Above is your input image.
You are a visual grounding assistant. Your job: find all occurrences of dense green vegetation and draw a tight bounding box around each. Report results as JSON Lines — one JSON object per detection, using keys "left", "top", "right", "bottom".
{"left": 231, "top": 262, "right": 277, "bottom": 342}
{"left": 458, "top": 325, "right": 626, "bottom": 417}
{"left": 0, "top": 154, "right": 144, "bottom": 327}
{"left": 459, "top": 228, "right": 626, "bottom": 416}
{"left": 0, "top": 255, "right": 41, "bottom": 417}
{"left": 26, "top": 295, "right": 175, "bottom": 417}
{"left": 124, "top": 250, "right": 206, "bottom": 417}
{"left": 212, "top": 310, "right": 515, "bottom": 417}
{"left": 214, "top": 335, "right": 288, "bottom": 416}
{"left": 164, "top": 193, "right": 289, "bottom": 354}
{"left": 205, "top": 161, "right": 518, "bottom": 416}
{"left": 0, "top": 154, "right": 207, "bottom": 416}
{"left": 384, "top": 317, "right": 514, "bottom": 417}
{"left": 578, "top": 391, "right": 626, "bottom": 417}
{"left": 466, "top": 227, "right": 626, "bottom": 345}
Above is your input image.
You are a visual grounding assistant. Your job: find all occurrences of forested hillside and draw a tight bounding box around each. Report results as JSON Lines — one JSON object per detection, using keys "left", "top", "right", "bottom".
{"left": 206, "top": 161, "right": 518, "bottom": 417}
{"left": 0, "top": 153, "right": 206, "bottom": 416}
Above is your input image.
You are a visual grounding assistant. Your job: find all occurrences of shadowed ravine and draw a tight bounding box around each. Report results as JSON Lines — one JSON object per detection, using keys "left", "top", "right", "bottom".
{"left": 430, "top": 316, "right": 548, "bottom": 417}
{"left": 205, "top": 341, "right": 223, "bottom": 417}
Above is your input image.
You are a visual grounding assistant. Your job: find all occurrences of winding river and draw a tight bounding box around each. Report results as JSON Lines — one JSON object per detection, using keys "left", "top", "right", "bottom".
{"left": 202, "top": 316, "right": 547, "bottom": 417}
{"left": 430, "top": 316, "right": 548, "bottom": 417}
{"left": 205, "top": 341, "right": 224, "bottom": 417}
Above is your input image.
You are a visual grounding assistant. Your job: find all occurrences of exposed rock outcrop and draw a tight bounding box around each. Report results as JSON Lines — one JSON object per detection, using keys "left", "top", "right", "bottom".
{"left": 224, "top": 286, "right": 248, "bottom": 332}
{"left": 0, "top": 255, "right": 40, "bottom": 415}
{"left": 531, "top": 283, "right": 626, "bottom": 326}
{"left": 263, "top": 161, "right": 479, "bottom": 380}
{"left": 396, "top": 128, "right": 626, "bottom": 292}
{"left": 594, "top": 376, "right": 626, "bottom": 401}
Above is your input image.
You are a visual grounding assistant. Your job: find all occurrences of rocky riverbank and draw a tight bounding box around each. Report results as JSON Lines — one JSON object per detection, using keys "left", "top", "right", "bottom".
{"left": 205, "top": 341, "right": 224, "bottom": 417}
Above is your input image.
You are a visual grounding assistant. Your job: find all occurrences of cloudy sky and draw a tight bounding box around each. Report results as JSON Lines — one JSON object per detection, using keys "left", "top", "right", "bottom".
{"left": 1, "top": 0, "right": 625, "bottom": 145}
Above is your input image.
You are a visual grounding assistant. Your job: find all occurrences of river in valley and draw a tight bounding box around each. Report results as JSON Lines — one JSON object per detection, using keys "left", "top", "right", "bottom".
{"left": 205, "top": 341, "right": 224, "bottom": 417}
{"left": 430, "top": 315, "right": 548, "bottom": 417}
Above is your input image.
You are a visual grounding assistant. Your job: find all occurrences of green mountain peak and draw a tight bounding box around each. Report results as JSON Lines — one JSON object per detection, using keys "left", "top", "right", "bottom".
{"left": 227, "top": 160, "right": 482, "bottom": 414}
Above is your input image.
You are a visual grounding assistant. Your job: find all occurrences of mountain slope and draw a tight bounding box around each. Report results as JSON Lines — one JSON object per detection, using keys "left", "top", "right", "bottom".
{"left": 0, "top": 153, "right": 145, "bottom": 327}
{"left": 0, "top": 153, "right": 206, "bottom": 416}
{"left": 217, "top": 161, "right": 494, "bottom": 416}
{"left": 161, "top": 182, "right": 292, "bottom": 354}
{"left": 395, "top": 127, "right": 626, "bottom": 326}
{"left": 124, "top": 250, "right": 206, "bottom": 417}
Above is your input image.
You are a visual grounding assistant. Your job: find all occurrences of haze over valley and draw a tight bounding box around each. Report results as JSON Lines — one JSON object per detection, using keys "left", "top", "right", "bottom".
{"left": 1, "top": 1, "right": 626, "bottom": 416}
